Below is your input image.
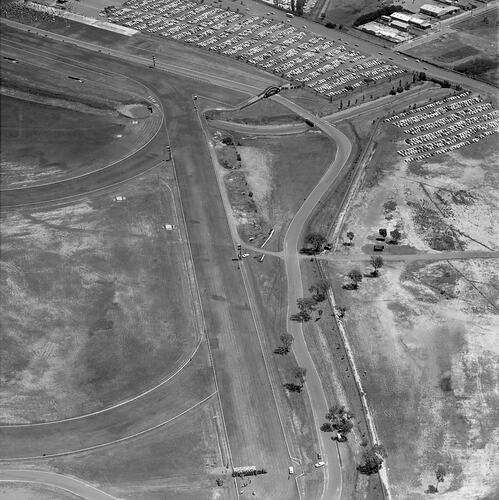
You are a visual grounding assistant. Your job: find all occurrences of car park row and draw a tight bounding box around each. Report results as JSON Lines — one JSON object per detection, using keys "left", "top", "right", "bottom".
{"left": 105, "top": 0, "right": 407, "bottom": 101}
{"left": 384, "top": 91, "right": 499, "bottom": 161}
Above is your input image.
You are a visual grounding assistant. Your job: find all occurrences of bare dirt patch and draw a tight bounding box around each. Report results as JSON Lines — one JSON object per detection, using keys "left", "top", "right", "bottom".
{"left": 328, "top": 257, "right": 499, "bottom": 499}
{"left": 322, "top": 110, "right": 499, "bottom": 498}
{"left": 210, "top": 127, "right": 336, "bottom": 250}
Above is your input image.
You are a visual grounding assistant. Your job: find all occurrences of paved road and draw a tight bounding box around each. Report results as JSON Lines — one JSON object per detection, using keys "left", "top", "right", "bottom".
{"left": 0, "top": 470, "right": 117, "bottom": 500}
{"left": 273, "top": 95, "right": 353, "bottom": 500}
{"left": 208, "top": 119, "right": 310, "bottom": 135}
{"left": 319, "top": 249, "right": 499, "bottom": 263}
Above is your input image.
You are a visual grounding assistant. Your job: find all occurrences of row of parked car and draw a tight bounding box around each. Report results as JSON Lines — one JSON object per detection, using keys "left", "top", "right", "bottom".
{"left": 384, "top": 91, "right": 472, "bottom": 124}
{"left": 392, "top": 96, "right": 485, "bottom": 129}
{"left": 399, "top": 117, "right": 499, "bottom": 156}
{"left": 385, "top": 89, "right": 499, "bottom": 161}
{"left": 105, "top": 0, "right": 406, "bottom": 101}
{"left": 404, "top": 127, "right": 498, "bottom": 163}
{"left": 405, "top": 107, "right": 497, "bottom": 146}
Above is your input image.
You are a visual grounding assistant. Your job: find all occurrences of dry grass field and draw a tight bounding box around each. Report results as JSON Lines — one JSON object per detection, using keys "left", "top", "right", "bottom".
{"left": 406, "top": 9, "right": 498, "bottom": 87}
{"left": 0, "top": 164, "right": 200, "bottom": 423}
{"left": 0, "top": 53, "right": 161, "bottom": 188}
{"left": 323, "top": 113, "right": 499, "bottom": 498}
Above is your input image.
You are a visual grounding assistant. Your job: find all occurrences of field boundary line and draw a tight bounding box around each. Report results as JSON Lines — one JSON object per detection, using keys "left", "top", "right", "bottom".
{"left": 0, "top": 479, "right": 117, "bottom": 500}
{"left": 0, "top": 337, "right": 204, "bottom": 428}
{"left": 0, "top": 41, "right": 164, "bottom": 192}
{"left": 0, "top": 161, "right": 165, "bottom": 210}
{"left": 0, "top": 392, "right": 217, "bottom": 462}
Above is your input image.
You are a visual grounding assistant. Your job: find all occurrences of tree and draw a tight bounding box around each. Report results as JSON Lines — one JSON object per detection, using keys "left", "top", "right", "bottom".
{"left": 370, "top": 256, "right": 384, "bottom": 276}
{"left": 305, "top": 232, "right": 327, "bottom": 253}
{"left": 390, "top": 228, "right": 402, "bottom": 243}
{"left": 284, "top": 382, "right": 302, "bottom": 392}
{"left": 357, "top": 444, "right": 387, "bottom": 475}
{"left": 290, "top": 310, "right": 311, "bottom": 322}
{"left": 281, "top": 333, "right": 294, "bottom": 351}
{"left": 293, "top": 366, "right": 307, "bottom": 386}
{"left": 322, "top": 404, "right": 354, "bottom": 436}
{"left": 309, "top": 279, "right": 330, "bottom": 302}
{"left": 347, "top": 269, "right": 363, "bottom": 289}
{"left": 435, "top": 465, "right": 446, "bottom": 491}
{"left": 297, "top": 297, "right": 317, "bottom": 312}
{"left": 346, "top": 231, "right": 354, "bottom": 245}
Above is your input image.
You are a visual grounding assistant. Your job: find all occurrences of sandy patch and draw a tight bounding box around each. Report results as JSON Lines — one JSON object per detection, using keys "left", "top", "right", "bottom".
{"left": 239, "top": 146, "right": 273, "bottom": 220}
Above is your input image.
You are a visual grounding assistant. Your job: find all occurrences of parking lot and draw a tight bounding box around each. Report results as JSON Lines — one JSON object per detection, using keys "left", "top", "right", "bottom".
{"left": 104, "top": 0, "right": 407, "bottom": 102}
{"left": 385, "top": 91, "right": 499, "bottom": 161}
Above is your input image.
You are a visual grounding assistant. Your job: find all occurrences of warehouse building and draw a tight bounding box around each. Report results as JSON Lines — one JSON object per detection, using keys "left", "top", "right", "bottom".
{"left": 419, "top": 3, "right": 460, "bottom": 17}
{"left": 390, "top": 11, "right": 431, "bottom": 28}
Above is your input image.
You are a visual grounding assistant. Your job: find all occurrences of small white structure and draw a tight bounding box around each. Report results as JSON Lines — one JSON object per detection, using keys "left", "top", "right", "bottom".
{"left": 163, "top": 223, "right": 176, "bottom": 230}
{"left": 114, "top": 195, "right": 126, "bottom": 202}
{"left": 288, "top": 466, "right": 294, "bottom": 475}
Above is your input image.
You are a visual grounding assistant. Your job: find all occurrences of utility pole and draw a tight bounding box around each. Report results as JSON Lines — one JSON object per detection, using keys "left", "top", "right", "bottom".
{"left": 166, "top": 145, "right": 171, "bottom": 161}
{"left": 237, "top": 244, "right": 242, "bottom": 260}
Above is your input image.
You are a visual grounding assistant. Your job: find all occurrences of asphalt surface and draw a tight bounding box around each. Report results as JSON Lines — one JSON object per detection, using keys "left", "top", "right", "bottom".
{"left": 208, "top": 119, "right": 310, "bottom": 135}
{"left": 274, "top": 95, "right": 353, "bottom": 500}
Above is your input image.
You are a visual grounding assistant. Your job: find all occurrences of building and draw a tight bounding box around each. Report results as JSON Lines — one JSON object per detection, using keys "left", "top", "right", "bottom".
{"left": 420, "top": 3, "right": 460, "bottom": 17}
{"left": 390, "top": 11, "right": 413, "bottom": 23}
{"left": 390, "top": 11, "right": 431, "bottom": 28}
{"left": 358, "top": 21, "right": 413, "bottom": 43}
{"left": 391, "top": 20, "right": 409, "bottom": 31}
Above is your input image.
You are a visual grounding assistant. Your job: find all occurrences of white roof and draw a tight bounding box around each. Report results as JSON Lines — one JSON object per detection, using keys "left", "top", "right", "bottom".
{"left": 390, "top": 12, "right": 412, "bottom": 22}
{"left": 420, "top": 3, "right": 458, "bottom": 14}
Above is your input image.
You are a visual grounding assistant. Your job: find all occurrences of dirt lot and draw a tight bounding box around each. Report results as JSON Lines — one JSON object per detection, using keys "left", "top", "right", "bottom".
{"left": 0, "top": 166, "right": 199, "bottom": 423}
{"left": 322, "top": 114, "right": 499, "bottom": 498}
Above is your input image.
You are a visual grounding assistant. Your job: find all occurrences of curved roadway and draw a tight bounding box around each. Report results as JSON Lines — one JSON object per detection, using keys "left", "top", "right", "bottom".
{"left": 0, "top": 470, "right": 117, "bottom": 500}
{"left": 275, "top": 95, "right": 352, "bottom": 500}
